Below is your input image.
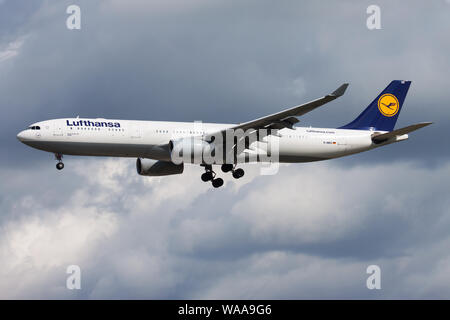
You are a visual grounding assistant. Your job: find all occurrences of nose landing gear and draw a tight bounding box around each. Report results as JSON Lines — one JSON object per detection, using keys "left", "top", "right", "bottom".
{"left": 55, "top": 153, "right": 64, "bottom": 170}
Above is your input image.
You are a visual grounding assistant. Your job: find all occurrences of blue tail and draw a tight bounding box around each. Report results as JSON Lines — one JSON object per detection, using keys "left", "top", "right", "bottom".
{"left": 339, "top": 80, "right": 411, "bottom": 131}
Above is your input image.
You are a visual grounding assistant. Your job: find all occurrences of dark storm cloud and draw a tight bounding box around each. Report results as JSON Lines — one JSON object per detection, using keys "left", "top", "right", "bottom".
{"left": 0, "top": 0, "right": 448, "bottom": 166}
{"left": 0, "top": 0, "right": 44, "bottom": 42}
{"left": 1, "top": 159, "right": 449, "bottom": 298}
{"left": 1, "top": 0, "right": 450, "bottom": 299}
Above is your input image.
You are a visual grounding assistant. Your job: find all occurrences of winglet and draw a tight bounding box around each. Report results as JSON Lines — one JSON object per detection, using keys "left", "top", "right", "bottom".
{"left": 331, "top": 83, "right": 349, "bottom": 97}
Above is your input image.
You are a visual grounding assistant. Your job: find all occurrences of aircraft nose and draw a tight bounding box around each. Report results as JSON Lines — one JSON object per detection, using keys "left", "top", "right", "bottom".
{"left": 17, "top": 130, "right": 26, "bottom": 142}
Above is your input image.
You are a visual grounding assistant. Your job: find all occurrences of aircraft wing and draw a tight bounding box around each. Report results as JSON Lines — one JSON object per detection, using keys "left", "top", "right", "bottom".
{"left": 206, "top": 83, "right": 349, "bottom": 140}
{"left": 371, "top": 122, "right": 432, "bottom": 144}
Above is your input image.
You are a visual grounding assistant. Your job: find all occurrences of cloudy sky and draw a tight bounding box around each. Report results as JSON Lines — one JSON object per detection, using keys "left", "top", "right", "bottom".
{"left": 0, "top": 0, "right": 449, "bottom": 299}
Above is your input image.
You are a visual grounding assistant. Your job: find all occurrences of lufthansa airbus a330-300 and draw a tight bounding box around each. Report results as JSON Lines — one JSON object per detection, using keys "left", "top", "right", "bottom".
{"left": 17, "top": 80, "right": 431, "bottom": 188}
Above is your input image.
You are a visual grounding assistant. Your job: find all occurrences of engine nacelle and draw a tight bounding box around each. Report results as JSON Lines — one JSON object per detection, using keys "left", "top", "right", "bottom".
{"left": 169, "top": 138, "right": 215, "bottom": 164}
{"left": 136, "top": 158, "right": 184, "bottom": 176}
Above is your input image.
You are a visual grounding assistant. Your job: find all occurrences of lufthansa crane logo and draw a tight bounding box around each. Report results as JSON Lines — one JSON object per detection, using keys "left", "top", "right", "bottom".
{"left": 378, "top": 94, "right": 399, "bottom": 117}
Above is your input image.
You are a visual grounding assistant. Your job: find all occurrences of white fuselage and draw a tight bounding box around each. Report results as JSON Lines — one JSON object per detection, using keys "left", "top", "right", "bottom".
{"left": 17, "top": 118, "right": 383, "bottom": 164}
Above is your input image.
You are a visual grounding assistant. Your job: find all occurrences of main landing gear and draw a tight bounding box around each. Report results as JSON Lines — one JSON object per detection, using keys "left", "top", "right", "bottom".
{"left": 200, "top": 164, "right": 245, "bottom": 188}
{"left": 55, "top": 153, "right": 64, "bottom": 170}
{"left": 201, "top": 165, "right": 224, "bottom": 188}
{"left": 221, "top": 164, "right": 244, "bottom": 179}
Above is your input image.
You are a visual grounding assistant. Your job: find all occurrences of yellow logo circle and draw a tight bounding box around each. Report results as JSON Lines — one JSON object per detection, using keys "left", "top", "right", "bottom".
{"left": 378, "top": 94, "right": 399, "bottom": 117}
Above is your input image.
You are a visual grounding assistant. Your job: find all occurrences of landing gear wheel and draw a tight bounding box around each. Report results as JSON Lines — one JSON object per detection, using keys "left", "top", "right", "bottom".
{"left": 201, "top": 164, "right": 216, "bottom": 182}
{"left": 212, "top": 178, "right": 224, "bottom": 188}
{"left": 221, "top": 164, "right": 233, "bottom": 173}
{"left": 232, "top": 168, "right": 244, "bottom": 179}
{"left": 54, "top": 153, "right": 64, "bottom": 170}
{"left": 201, "top": 164, "right": 224, "bottom": 187}
{"left": 201, "top": 172, "right": 213, "bottom": 182}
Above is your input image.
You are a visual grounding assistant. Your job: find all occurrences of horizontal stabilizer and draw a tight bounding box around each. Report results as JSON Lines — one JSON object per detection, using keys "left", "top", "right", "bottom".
{"left": 372, "top": 122, "right": 432, "bottom": 144}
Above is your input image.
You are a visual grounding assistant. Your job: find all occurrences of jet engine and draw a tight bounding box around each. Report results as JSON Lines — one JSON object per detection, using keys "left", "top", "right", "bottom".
{"left": 136, "top": 158, "right": 184, "bottom": 176}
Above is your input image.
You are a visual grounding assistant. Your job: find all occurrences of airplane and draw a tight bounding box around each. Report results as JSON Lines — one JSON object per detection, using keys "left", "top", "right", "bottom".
{"left": 17, "top": 80, "right": 431, "bottom": 188}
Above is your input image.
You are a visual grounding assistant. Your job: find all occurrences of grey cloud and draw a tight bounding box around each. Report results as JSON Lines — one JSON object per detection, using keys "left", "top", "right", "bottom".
{"left": 0, "top": 0, "right": 448, "bottom": 166}
{"left": 1, "top": 0, "right": 450, "bottom": 299}
{"left": 1, "top": 159, "right": 450, "bottom": 298}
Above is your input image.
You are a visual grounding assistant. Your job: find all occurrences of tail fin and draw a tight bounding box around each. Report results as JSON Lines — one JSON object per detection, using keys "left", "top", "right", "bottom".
{"left": 339, "top": 80, "right": 411, "bottom": 131}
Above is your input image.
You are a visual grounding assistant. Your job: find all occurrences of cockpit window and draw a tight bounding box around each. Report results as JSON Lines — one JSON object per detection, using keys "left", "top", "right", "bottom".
{"left": 27, "top": 126, "right": 41, "bottom": 130}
